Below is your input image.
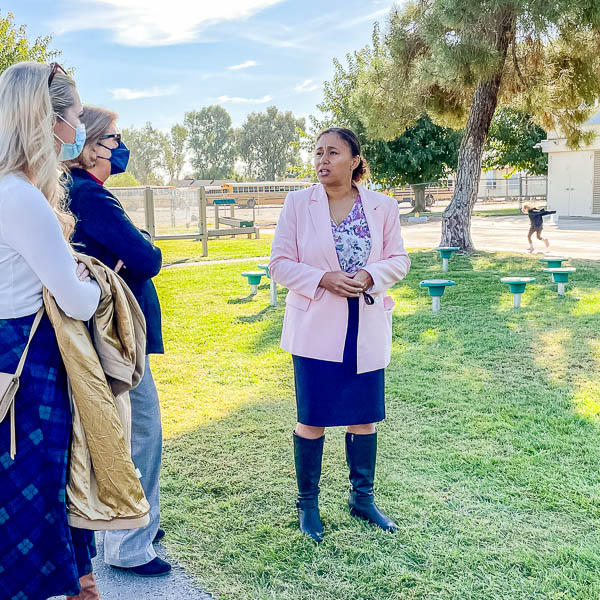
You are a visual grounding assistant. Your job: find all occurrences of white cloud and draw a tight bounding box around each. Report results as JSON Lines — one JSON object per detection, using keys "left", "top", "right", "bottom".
{"left": 217, "top": 94, "right": 272, "bottom": 104}
{"left": 110, "top": 86, "right": 177, "bottom": 100}
{"left": 295, "top": 79, "right": 321, "bottom": 93}
{"left": 52, "top": 0, "right": 284, "bottom": 47}
{"left": 228, "top": 60, "right": 258, "bottom": 70}
{"left": 335, "top": 8, "right": 391, "bottom": 30}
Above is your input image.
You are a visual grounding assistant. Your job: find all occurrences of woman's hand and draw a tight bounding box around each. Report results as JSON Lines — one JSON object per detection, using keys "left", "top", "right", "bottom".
{"left": 114, "top": 259, "right": 124, "bottom": 274}
{"left": 75, "top": 259, "right": 92, "bottom": 282}
{"left": 352, "top": 269, "right": 374, "bottom": 292}
{"left": 319, "top": 271, "right": 364, "bottom": 297}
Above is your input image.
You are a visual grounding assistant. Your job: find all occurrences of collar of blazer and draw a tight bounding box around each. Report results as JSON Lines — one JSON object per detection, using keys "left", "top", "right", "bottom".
{"left": 307, "top": 183, "right": 384, "bottom": 272}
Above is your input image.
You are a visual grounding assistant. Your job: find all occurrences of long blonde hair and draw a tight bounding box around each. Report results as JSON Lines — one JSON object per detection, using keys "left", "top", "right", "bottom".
{"left": 0, "top": 61, "right": 78, "bottom": 239}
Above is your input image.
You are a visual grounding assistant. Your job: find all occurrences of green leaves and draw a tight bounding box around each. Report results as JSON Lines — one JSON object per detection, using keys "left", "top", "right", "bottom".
{"left": 122, "top": 123, "right": 166, "bottom": 186}
{"left": 237, "top": 106, "right": 305, "bottom": 181}
{"left": 483, "top": 108, "right": 547, "bottom": 175}
{"left": 184, "top": 106, "right": 236, "bottom": 180}
{"left": 0, "top": 12, "right": 59, "bottom": 74}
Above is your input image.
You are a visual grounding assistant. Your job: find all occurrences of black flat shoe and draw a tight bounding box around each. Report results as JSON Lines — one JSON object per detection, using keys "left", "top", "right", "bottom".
{"left": 124, "top": 557, "right": 172, "bottom": 577}
{"left": 153, "top": 528, "right": 165, "bottom": 543}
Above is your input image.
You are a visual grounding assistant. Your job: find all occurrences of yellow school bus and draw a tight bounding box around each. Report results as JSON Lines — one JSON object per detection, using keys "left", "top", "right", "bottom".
{"left": 205, "top": 181, "right": 313, "bottom": 208}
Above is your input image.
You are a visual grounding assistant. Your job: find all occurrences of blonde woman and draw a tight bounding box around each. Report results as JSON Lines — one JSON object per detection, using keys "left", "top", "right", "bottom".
{"left": 0, "top": 62, "right": 101, "bottom": 599}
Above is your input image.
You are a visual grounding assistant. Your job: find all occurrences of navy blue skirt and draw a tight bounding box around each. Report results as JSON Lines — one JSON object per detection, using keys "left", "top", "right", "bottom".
{"left": 0, "top": 312, "right": 96, "bottom": 600}
{"left": 293, "top": 297, "right": 385, "bottom": 427}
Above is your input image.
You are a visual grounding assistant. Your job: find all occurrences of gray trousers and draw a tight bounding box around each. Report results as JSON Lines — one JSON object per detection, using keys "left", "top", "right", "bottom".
{"left": 104, "top": 356, "right": 163, "bottom": 567}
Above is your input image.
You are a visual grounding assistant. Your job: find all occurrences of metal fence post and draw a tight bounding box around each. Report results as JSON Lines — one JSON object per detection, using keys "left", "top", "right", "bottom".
{"left": 199, "top": 187, "right": 208, "bottom": 257}
{"left": 144, "top": 187, "right": 156, "bottom": 239}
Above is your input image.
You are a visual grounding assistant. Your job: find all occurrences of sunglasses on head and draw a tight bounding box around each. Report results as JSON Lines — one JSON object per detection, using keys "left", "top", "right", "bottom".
{"left": 48, "top": 62, "right": 67, "bottom": 87}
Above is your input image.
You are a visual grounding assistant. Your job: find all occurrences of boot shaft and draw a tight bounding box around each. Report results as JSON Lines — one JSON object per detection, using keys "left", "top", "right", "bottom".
{"left": 345, "top": 432, "right": 377, "bottom": 496}
{"left": 293, "top": 432, "right": 325, "bottom": 508}
{"left": 66, "top": 572, "right": 101, "bottom": 600}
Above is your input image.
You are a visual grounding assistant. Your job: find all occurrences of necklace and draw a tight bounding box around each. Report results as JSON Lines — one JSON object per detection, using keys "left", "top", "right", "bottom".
{"left": 329, "top": 195, "right": 356, "bottom": 226}
{"left": 329, "top": 207, "right": 341, "bottom": 226}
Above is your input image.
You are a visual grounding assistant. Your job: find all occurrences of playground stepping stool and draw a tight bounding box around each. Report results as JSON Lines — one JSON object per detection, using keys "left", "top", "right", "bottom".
{"left": 257, "top": 263, "right": 277, "bottom": 307}
{"left": 435, "top": 247, "right": 460, "bottom": 272}
{"left": 420, "top": 279, "right": 456, "bottom": 313}
{"left": 539, "top": 257, "right": 569, "bottom": 269}
{"left": 501, "top": 277, "right": 536, "bottom": 308}
{"left": 543, "top": 267, "right": 576, "bottom": 296}
{"left": 241, "top": 271, "right": 265, "bottom": 296}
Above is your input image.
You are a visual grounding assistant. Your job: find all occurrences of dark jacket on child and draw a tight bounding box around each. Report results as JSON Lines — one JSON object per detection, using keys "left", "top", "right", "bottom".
{"left": 67, "top": 168, "right": 164, "bottom": 354}
{"left": 528, "top": 209, "right": 556, "bottom": 229}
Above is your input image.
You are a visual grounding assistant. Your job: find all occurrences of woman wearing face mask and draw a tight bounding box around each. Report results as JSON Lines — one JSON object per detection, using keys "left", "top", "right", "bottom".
{"left": 66, "top": 105, "right": 169, "bottom": 577}
{"left": 269, "top": 128, "right": 411, "bottom": 542}
{"left": 0, "top": 63, "right": 102, "bottom": 599}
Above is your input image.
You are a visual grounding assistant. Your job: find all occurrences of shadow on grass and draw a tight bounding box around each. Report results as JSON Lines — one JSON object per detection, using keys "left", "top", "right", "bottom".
{"left": 236, "top": 305, "right": 277, "bottom": 324}
{"left": 158, "top": 251, "right": 600, "bottom": 600}
{"left": 228, "top": 293, "right": 257, "bottom": 305}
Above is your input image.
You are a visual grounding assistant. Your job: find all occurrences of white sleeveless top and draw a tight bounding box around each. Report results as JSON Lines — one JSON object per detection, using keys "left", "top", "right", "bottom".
{"left": 0, "top": 173, "right": 100, "bottom": 320}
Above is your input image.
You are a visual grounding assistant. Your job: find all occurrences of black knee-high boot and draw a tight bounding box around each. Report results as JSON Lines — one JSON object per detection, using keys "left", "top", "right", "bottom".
{"left": 345, "top": 432, "right": 397, "bottom": 532}
{"left": 293, "top": 432, "right": 324, "bottom": 542}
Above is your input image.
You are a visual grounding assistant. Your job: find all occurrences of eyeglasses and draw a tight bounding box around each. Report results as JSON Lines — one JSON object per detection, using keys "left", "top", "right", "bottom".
{"left": 48, "top": 62, "right": 67, "bottom": 87}
{"left": 99, "top": 133, "right": 122, "bottom": 146}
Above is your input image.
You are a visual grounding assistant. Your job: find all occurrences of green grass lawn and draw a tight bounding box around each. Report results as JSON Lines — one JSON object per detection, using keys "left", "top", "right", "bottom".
{"left": 156, "top": 235, "right": 273, "bottom": 266}
{"left": 152, "top": 249, "right": 600, "bottom": 600}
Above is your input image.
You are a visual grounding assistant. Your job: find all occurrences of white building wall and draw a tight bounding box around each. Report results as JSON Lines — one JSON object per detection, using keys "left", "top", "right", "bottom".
{"left": 542, "top": 117, "right": 600, "bottom": 218}
{"left": 547, "top": 151, "right": 594, "bottom": 217}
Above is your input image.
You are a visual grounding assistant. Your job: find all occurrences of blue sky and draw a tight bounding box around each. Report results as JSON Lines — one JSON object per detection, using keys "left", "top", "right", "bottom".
{"left": 10, "top": 0, "right": 398, "bottom": 130}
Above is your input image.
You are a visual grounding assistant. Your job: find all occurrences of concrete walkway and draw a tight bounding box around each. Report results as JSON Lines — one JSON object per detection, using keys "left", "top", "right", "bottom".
{"left": 400, "top": 215, "right": 600, "bottom": 260}
{"left": 49, "top": 532, "right": 212, "bottom": 600}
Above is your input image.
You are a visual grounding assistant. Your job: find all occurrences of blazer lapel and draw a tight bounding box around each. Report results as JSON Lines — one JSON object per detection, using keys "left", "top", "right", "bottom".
{"left": 358, "top": 184, "right": 384, "bottom": 265}
{"left": 308, "top": 184, "right": 341, "bottom": 272}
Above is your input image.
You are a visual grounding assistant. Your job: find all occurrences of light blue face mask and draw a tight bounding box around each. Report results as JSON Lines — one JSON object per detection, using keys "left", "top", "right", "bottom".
{"left": 54, "top": 114, "right": 86, "bottom": 161}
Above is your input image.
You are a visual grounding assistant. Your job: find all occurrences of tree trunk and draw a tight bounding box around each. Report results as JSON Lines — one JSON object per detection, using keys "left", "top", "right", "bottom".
{"left": 411, "top": 183, "right": 427, "bottom": 213}
{"left": 441, "top": 15, "right": 515, "bottom": 251}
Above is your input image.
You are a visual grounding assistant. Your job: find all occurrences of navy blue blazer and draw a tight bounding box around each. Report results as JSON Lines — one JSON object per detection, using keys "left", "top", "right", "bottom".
{"left": 67, "top": 169, "right": 164, "bottom": 354}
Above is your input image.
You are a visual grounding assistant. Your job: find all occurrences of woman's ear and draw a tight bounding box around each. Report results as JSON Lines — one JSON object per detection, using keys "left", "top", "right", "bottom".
{"left": 87, "top": 147, "right": 97, "bottom": 168}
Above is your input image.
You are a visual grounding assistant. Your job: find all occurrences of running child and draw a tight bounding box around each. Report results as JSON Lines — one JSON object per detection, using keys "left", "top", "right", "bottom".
{"left": 522, "top": 204, "right": 556, "bottom": 253}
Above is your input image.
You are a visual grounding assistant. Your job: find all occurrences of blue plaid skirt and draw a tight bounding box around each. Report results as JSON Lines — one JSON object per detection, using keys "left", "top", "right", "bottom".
{"left": 0, "top": 312, "right": 96, "bottom": 600}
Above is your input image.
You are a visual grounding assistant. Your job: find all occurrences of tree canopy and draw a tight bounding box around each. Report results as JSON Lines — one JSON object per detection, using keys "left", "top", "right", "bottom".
{"left": 237, "top": 106, "right": 304, "bottom": 181}
{"left": 184, "top": 106, "right": 236, "bottom": 180}
{"left": 122, "top": 123, "right": 165, "bottom": 185}
{"left": 162, "top": 124, "right": 188, "bottom": 183}
{"left": 483, "top": 108, "right": 547, "bottom": 175}
{"left": 0, "top": 12, "right": 59, "bottom": 73}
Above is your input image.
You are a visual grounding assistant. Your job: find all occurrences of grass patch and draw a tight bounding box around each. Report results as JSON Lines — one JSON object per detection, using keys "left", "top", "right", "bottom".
{"left": 157, "top": 235, "right": 273, "bottom": 266}
{"left": 153, "top": 250, "right": 600, "bottom": 600}
{"left": 472, "top": 207, "right": 524, "bottom": 217}
{"left": 422, "top": 208, "right": 524, "bottom": 217}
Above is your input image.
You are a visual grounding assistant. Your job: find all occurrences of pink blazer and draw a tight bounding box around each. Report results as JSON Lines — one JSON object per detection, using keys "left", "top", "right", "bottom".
{"left": 269, "top": 183, "right": 411, "bottom": 373}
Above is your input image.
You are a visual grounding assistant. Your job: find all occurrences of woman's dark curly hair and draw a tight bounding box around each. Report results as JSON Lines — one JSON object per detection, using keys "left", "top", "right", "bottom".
{"left": 316, "top": 127, "right": 370, "bottom": 182}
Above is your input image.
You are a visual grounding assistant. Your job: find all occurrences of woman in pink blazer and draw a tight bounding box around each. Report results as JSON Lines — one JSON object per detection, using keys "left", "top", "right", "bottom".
{"left": 269, "top": 128, "right": 411, "bottom": 542}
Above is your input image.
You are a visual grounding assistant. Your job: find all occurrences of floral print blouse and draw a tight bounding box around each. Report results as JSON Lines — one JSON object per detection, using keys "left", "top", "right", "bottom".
{"left": 331, "top": 195, "right": 372, "bottom": 274}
